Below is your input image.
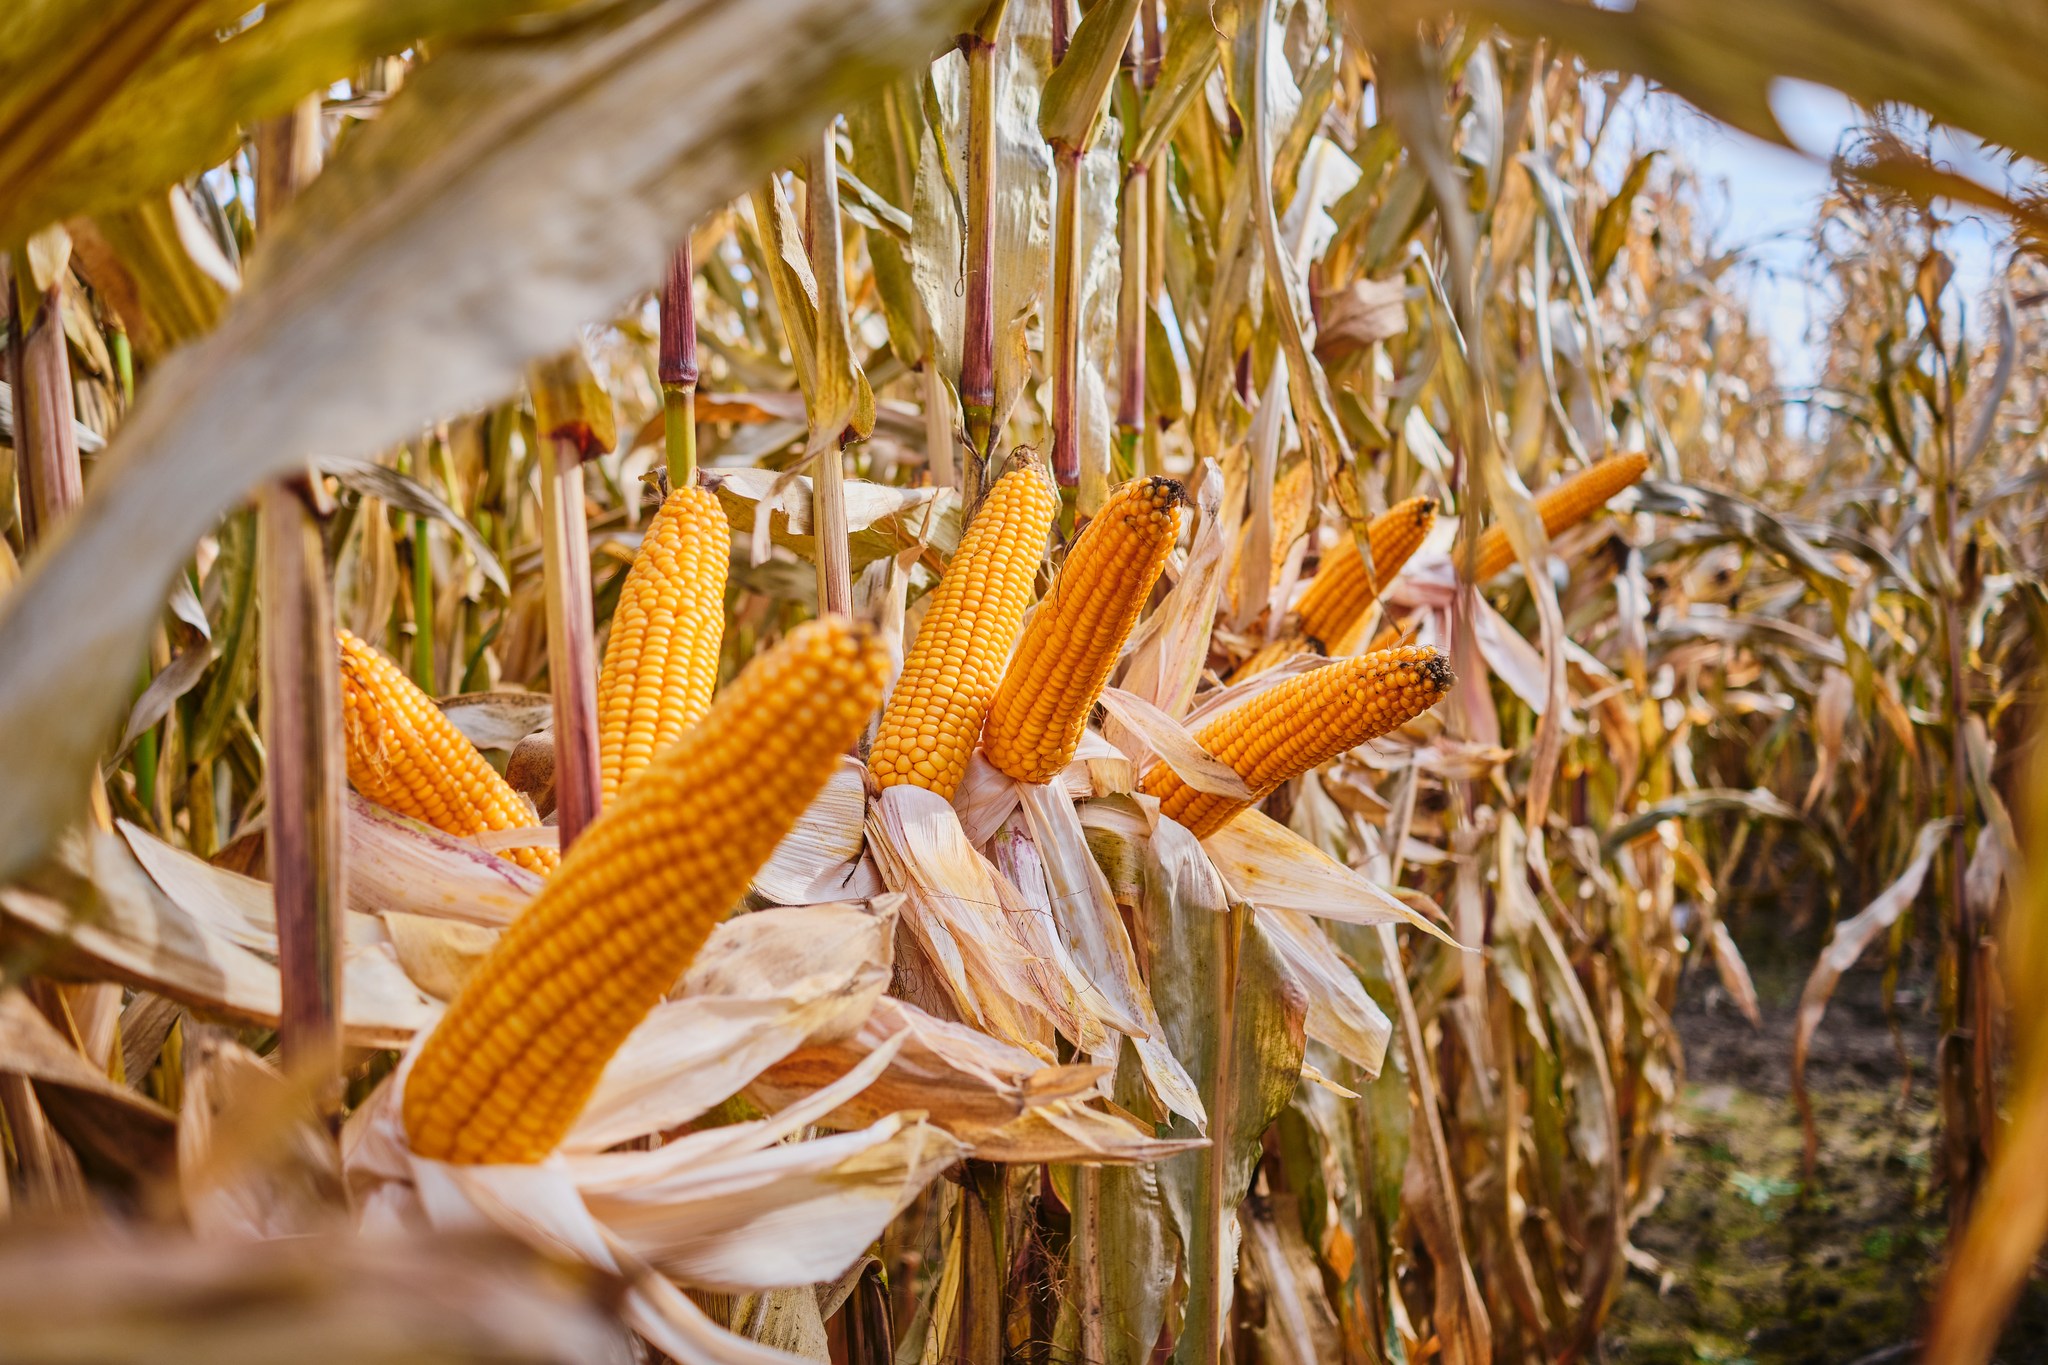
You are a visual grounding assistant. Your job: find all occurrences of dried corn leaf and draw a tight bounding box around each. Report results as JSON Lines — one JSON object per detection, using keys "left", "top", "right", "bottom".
{"left": 752, "top": 758, "right": 882, "bottom": 906}
{"left": 178, "top": 1034, "right": 344, "bottom": 1241}
{"left": 0, "top": 1226, "right": 636, "bottom": 1364}
{"left": 1096, "top": 685, "right": 1258, "bottom": 799}
{"left": 0, "top": 987, "right": 176, "bottom": 1183}
{"left": 117, "top": 820, "right": 439, "bottom": 1036}
{"left": 764, "top": 995, "right": 1201, "bottom": 1168}
{"left": 1200, "top": 807, "right": 1460, "bottom": 945}
{"left": 1254, "top": 905, "right": 1391, "bottom": 1078}
{"left": 1015, "top": 781, "right": 1205, "bottom": 1127}
{"left": 437, "top": 690, "right": 555, "bottom": 751}
{"left": 1118, "top": 459, "right": 1232, "bottom": 723}
{"left": 866, "top": 784, "right": 1071, "bottom": 1057}
{"left": 567, "top": 900, "right": 895, "bottom": 1152}
{"left": 1143, "top": 815, "right": 1306, "bottom": 1348}
{"left": 1792, "top": 819, "right": 1950, "bottom": 1167}
{"left": 711, "top": 469, "right": 959, "bottom": 572}
{"left": 346, "top": 794, "right": 542, "bottom": 928}
{"left": 0, "top": 830, "right": 429, "bottom": 1047}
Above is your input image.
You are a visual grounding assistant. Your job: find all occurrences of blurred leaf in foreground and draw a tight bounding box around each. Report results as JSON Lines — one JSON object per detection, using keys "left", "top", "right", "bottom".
{"left": 0, "top": 0, "right": 982, "bottom": 885}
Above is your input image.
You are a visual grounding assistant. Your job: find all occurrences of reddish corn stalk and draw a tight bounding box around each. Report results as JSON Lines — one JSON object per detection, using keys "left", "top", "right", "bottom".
{"left": 1115, "top": 39, "right": 1149, "bottom": 478}
{"left": 1050, "top": 151, "right": 1084, "bottom": 493}
{"left": 259, "top": 476, "right": 346, "bottom": 1087}
{"left": 958, "top": 0, "right": 1007, "bottom": 515}
{"left": 659, "top": 237, "right": 698, "bottom": 489}
{"left": 1045, "top": 0, "right": 1141, "bottom": 507}
{"left": 255, "top": 93, "right": 345, "bottom": 1098}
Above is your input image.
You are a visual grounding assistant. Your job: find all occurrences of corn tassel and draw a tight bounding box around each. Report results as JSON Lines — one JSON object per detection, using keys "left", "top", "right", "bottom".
{"left": 402, "top": 617, "right": 889, "bottom": 1164}
{"left": 338, "top": 629, "right": 558, "bottom": 877}
{"left": 1142, "top": 646, "right": 1454, "bottom": 837}
{"left": 596, "top": 484, "right": 729, "bottom": 806}
{"left": 984, "top": 475, "right": 1184, "bottom": 783}
{"left": 1293, "top": 495, "right": 1437, "bottom": 646}
{"left": 1471, "top": 451, "right": 1648, "bottom": 581}
{"left": 870, "top": 448, "right": 1059, "bottom": 799}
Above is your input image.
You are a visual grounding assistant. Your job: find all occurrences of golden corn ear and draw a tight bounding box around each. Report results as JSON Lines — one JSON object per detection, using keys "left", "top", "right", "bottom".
{"left": 338, "top": 630, "right": 558, "bottom": 877}
{"left": 1471, "top": 451, "right": 1649, "bottom": 581}
{"left": 1141, "top": 646, "right": 1454, "bottom": 838}
{"left": 402, "top": 617, "right": 889, "bottom": 1164}
{"left": 596, "top": 485, "right": 729, "bottom": 806}
{"left": 1293, "top": 495, "right": 1437, "bottom": 647}
{"left": 984, "top": 476, "right": 1185, "bottom": 784}
{"left": 869, "top": 449, "right": 1059, "bottom": 799}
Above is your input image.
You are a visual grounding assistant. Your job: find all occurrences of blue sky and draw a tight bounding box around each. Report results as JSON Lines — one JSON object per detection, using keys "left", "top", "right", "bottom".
{"left": 1596, "top": 79, "right": 2006, "bottom": 400}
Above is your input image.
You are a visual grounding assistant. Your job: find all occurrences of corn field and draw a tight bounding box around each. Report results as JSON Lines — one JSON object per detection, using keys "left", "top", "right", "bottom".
{"left": 1, "top": 0, "right": 2044, "bottom": 1361}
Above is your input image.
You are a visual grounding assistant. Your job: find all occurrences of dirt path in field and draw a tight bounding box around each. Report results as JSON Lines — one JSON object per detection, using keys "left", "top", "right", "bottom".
{"left": 1601, "top": 945, "right": 2048, "bottom": 1364}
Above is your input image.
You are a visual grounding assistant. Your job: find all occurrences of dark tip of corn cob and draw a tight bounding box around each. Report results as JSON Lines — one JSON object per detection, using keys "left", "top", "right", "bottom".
{"left": 1421, "top": 650, "right": 1456, "bottom": 691}
{"left": 1143, "top": 475, "right": 1187, "bottom": 505}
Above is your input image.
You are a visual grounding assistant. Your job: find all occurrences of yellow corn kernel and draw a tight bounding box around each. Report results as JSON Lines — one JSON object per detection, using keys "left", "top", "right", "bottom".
{"left": 338, "top": 630, "right": 558, "bottom": 877}
{"left": 984, "top": 476, "right": 1185, "bottom": 784}
{"left": 1141, "top": 646, "right": 1454, "bottom": 837}
{"left": 869, "top": 449, "right": 1059, "bottom": 800}
{"left": 402, "top": 617, "right": 889, "bottom": 1164}
{"left": 596, "top": 485, "right": 729, "bottom": 806}
{"left": 1471, "top": 451, "right": 1649, "bottom": 581}
{"left": 1293, "top": 495, "right": 1437, "bottom": 648}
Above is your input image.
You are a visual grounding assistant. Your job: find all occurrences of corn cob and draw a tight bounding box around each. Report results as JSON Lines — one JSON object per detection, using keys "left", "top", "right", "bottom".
{"left": 1141, "top": 646, "right": 1454, "bottom": 837}
{"left": 869, "top": 448, "right": 1059, "bottom": 799}
{"left": 338, "top": 630, "right": 558, "bottom": 877}
{"left": 1266, "top": 460, "right": 1315, "bottom": 590}
{"left": 402, "top": 617, "right": 888, "bottom": 1164}
{"left": 595, "top": 484, "right": 729, "bottom": 807}
{"left": 1293, "top": 495, "right": 1437, "bottom": 647}
{"left": 984, "top": 476, "right": 1185, "bottom": 783}
{"left": 1470, "top": 451, "right": 1648, "bottom": 581}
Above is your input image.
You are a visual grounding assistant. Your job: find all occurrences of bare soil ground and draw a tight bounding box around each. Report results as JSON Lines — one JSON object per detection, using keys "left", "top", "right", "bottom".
{"left": 1602, "top": 943, "right": 2048, "bottom": 1364}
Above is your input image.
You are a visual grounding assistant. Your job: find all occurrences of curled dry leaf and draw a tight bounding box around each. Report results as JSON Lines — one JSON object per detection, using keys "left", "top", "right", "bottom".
{"left": 568, "top": 899, "right": 897, "bottom": 1152}
{"left": 1255, "top": 905, "right": 1393, "bottom": 1078}
{"left": 751, "top": 758, "right": 883, "bottom": 905}
{"left": 1791, "top": 819, "right": 1951, "bottom": 1170}
{"left": 1706, "top": 919, "right": 1763, "bottom": 1030}
{"left": 438, "top": 690, "right": 556, "bottom": 751}
{"left": 1096, "top": 685, "right": 1259, "bottom": 800}
{"left": 0, "top": 829, "right": 430, "bottom": 1048}
{"left": 345, "top": 794, "right": 543, "bottom": 928}
{"left": 866, "top": 783, "right": 1072, "bottom": 1057}
{"left": 1016, "top": 781, "right": 1206, "bottom": 1127}
{"left": 0, "top": 988, "right": 176, "bottom": 1184}
{"left": 1200, "top": 808, "right": 1462, "bottom": 946}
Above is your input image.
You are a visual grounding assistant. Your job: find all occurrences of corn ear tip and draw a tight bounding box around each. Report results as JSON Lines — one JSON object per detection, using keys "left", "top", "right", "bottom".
{"left": 1143, "top": 474, "right": 1187, "bottom": 507}
{"left": 1422, "top": 649, "right": 1455, "bottom": 692}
